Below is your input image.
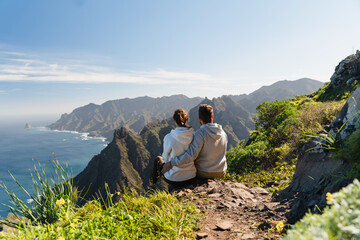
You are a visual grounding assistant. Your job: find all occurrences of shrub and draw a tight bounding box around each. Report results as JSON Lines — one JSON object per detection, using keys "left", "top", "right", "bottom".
{"left": 284, "top": 179, "right": 360, "bottom": 240}
{"left": 226, "top": 140, "right": 270, "bottom": 173}
{"left": 228, "top": 100, "right": 301, "bottom": 174}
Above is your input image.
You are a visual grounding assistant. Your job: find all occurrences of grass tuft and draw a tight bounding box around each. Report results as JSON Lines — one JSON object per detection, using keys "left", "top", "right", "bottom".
{"left": 0, "top": 156, "right": 76, "bottom": 225}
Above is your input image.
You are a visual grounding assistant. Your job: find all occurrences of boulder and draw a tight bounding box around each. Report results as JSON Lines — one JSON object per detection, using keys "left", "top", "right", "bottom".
{"left": 330, "top": 50, "right": 360, "bottom": 88}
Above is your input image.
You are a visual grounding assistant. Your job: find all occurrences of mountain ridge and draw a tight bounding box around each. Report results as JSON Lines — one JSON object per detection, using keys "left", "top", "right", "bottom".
{"left": 48, "top": 94, "right": 203, "bottom": 140}
{"left": 49, "top": 78, "right": 324, "bottom": 142}
{"left": 229, "top": 78, "right": 324, "bottom": 113}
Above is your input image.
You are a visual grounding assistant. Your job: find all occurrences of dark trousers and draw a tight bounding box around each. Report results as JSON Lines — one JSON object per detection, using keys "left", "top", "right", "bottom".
{"left": 150, "top": 156, "right": 195, "bottom": 187}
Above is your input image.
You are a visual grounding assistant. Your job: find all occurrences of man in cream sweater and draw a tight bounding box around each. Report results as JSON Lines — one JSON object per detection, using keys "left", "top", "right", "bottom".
{"left": 162, "top": 104, "right": 227, "bottom": 179}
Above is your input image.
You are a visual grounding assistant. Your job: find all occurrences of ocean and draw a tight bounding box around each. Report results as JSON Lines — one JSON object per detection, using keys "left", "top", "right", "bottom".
{"left": 0, "top": 120, "right": 108, "bottom": 218}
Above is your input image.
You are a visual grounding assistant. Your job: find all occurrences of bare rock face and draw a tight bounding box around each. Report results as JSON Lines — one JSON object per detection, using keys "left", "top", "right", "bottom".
{"left": 275, "top": 86, "right": 360, "bottom": 224}
{"left": 330, "top": 50, "right": 360, "bottom": 88}
{"left": 330, "top": 86, "right": 360, "bottom": 140}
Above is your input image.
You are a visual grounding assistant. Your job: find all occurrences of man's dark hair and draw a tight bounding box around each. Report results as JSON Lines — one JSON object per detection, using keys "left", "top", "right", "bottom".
{"left": 173, "top": 109, "right": 189, "bottom": 127}
{"left": 198, "top": 104, "right": 213, "bottom": 123}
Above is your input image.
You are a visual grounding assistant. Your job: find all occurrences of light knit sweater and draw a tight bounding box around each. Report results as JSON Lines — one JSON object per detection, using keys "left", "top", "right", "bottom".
{"left": 162, "top": 127, "right": 196, "bottom": 182}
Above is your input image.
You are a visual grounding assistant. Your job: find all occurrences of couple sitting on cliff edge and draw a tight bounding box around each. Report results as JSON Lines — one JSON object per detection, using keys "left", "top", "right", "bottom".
{"left": 150, "top": 104, "right": 227, "bottom": 189}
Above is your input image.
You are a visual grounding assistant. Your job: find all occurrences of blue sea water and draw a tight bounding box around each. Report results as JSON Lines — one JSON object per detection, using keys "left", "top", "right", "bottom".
{"left": 0, "top": 121, "right": 108, "bottom": 218}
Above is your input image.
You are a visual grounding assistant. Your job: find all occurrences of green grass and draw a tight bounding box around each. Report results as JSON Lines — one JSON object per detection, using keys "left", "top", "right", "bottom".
{"left": 225, "top": 160, "right": 296, "bottom": 194}
{"left": 3, "top": 191, "right": 200, "bottom": 239}
{"left": 2, "top": 190, "right": 200, "bottom": 240}
{"left": 311, "top": 80, "right": 359, "bottom": 102}
{"left": 0, "top": 159, "right": 201, "bottom": 239}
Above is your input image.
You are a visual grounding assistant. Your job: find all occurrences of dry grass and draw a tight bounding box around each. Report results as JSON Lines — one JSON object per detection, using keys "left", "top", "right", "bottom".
{"left": 297, "top": 100, "right": 345, "bottom": 132}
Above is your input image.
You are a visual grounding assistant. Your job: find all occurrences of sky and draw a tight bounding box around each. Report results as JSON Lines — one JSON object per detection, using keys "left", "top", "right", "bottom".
{"left": 1, "top": 0, "right": 360, "bottom": 121}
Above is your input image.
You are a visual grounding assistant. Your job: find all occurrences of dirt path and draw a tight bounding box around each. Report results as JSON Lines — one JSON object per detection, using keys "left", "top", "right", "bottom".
{"left": 174, "top": 180, "right": 290, "bottom": 240}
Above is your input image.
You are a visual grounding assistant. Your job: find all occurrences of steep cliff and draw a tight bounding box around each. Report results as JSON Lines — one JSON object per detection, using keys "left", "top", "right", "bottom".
{"left": 276, "top": 53, "right": 360, "bottom": 224}
{"left": 73, "top": 119, "right": 173, "bottom": 204}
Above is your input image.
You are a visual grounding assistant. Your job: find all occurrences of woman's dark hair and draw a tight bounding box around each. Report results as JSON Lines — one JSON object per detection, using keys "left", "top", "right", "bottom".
{"left": 173, "top": 109, "right": 190, "bottom": 128}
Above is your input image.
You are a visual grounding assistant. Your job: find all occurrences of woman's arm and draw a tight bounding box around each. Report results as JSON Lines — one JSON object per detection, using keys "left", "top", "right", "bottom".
{"left": 161, "top": 134, "right": 172, "bottom": 162}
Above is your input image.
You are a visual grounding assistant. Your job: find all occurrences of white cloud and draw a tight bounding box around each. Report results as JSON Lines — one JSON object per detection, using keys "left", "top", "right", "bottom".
{"left": 0, "top": 52, "right": 221, "bottom": 85}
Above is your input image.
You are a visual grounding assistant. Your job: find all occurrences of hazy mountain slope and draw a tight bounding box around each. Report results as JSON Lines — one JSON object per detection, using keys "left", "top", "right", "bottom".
{"left": 188, "top": 96, "right": 254, "bottom": 148}
{"left": 48, "top": 95, "right": 203, "bottom": 140}
{"left": 229, "top": 78, "right": 324, "bottom": 113}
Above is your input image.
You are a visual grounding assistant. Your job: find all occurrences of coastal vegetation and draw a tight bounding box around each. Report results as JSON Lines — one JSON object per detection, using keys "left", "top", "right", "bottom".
{"left": 0, "top": 160, "right": 200, "bottom": 239}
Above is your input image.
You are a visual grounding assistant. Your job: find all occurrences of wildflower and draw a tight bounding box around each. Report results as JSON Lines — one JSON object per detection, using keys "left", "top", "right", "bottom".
{"left": 326, "top": 192, "right": 334, "bottom": 202}
{"left": 73, "top": 218, "right": 79, "bottom": 223}
{"left": 276, "top": 221, "right": 284, "bottom": 233}
{"left": 70, "top": 222, "right": 77, "bottom": 228}
{"left": 57, "top": 226, "right": 62, "bottom": 232}
{"left": 56, "top": 198, "right": 65, "bottom": 206}
{"left": 57, "top": 237, "right": 65, "bottom": 240}
{"left": 116, "top": 192, "right": 121, "bottom": 195}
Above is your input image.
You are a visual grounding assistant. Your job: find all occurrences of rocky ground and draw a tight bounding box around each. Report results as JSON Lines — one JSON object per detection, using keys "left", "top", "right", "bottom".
{"left": 173, "top": 179, "right": 291, "bottom": 240}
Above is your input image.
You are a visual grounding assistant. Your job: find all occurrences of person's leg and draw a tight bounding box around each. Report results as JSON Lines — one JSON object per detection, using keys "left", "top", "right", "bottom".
{"left": 163, "top": 177, "right": 196, "bottom": 192}
{"left": 150, "top": 156, "right": 165, "bottom": 185}
{"left": 163, "top": 177, "right": 196, "bottom": 187}
{"left": 196, "top": 170, "right": 226, "bottom": 179}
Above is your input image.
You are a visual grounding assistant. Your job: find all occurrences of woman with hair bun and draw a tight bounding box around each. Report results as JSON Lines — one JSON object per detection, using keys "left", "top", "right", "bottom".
{"left": 150, "top": 109, "right": 196, "bottom": 188}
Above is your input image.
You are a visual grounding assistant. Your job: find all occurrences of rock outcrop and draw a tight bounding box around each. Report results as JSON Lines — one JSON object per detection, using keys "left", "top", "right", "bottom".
{"left": 330, "top": 50, "right": 360, "bottom": 88}
{"left": 276, "top": 84, "right": 360, "bottom": 224}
